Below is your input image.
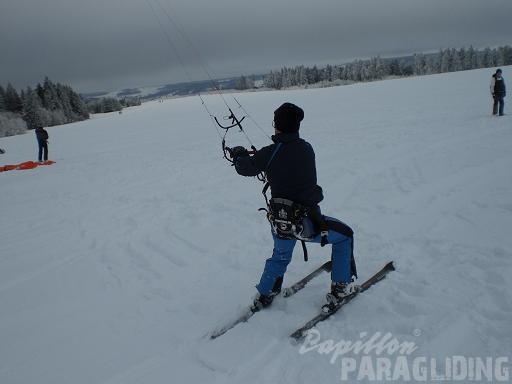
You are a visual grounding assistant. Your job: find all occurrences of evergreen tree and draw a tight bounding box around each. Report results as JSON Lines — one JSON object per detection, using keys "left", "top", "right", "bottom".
{"left": 55, "top": 84, "right": 73, "bottom": 121}
{"left": 426, "top": 54, "right": 439, "bottom": 74}
{"left": 505, "top": 45, "right": 512, "bottom": 65}
{"left": 388, "top": 59, "right": 401, "bottom": 76}
{"left": 324, "top": 64, "right": 334, "bottom": 82}
{"left": 263, "top": 71, "right": 274, "bottom": 88}
{"left": 66, "top": 86, "right": 89, "bottom": 119}
{"left": 4, "top": 83, "right": 23, "bottom": 113}
{"left": 465, "top": 46, "right": 477, "bottom": 70}
{"left": 236, "top": 74, "right": 255, "bottom": 90}
{"left": 307, "top": 66, "right": 320, "bottom": 84}
{"left": 333, "top": 65, "right": 345, "bottom": 81}
{"left": 479, "top": 47, "right": 492, "bottom": 68}
{"left": 351, "top": 60, "right": 363, "bottom": 82}
{"left": 490, "top": 48, "right": 499, "bottom": 67}
{"left": 23, "top": 87, "right": 45, "bottom": 129}
{"left": 297, "top": 66, "right": 307, "bottom": 85}
{"left": 119, "top": 97, "right": 141, "bottom": 108}
{"left": 42, "top": 77, "right": 62, "bottom": 111}
{"left": 235, "top": 75, "right": 248, "bottom": 90}
{"left": 36, "top": 83, "right": 45, "bottom": 102}
{"left": 374, "top": 56, "right": 386, "bottom": 79}
{"left": 86, "top": 97, "right": 121, "bottom": 114}
{"left": 454, "top": 47, "right": 465, "bottom": 71}
{"left": 497, "top": 45, "right": 512, "bottom": 66}
{"left": 414, "top": 53, "right": 427, "bottom": 75}
{"left": 360, "top": 61, "right": 371, "bottom": 81}
{"left": 281, "top": 68, "right": 292, "bottom": 88}
{"left": 400, "top": 62, "right": 413, "bottom": 76}
{"left": 0, "top": 86, "right": 6, "bottom": 111}
{"left": 440, "top": 49, "right": 453, "bottom": 73}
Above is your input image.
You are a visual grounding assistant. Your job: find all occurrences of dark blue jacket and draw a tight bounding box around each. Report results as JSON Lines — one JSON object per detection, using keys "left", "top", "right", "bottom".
{"left": 35, "top": 127, "right": 49, "bottom": 143}
{"left": 234, "top": 132, "right": 324, "bottom": 207}
{"left": 492, "top": 74, "right": 506, "bottom": 97}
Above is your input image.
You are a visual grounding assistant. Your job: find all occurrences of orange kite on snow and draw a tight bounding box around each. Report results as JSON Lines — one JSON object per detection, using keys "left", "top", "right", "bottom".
{"left": 0, "top": 160, "right": 55, "bottom": 173}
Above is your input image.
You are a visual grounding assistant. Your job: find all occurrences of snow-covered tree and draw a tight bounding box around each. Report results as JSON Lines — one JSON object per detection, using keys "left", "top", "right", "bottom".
{"left": 0, "top": 112, "right": 27, "bottom": 137}
{"left": 23, "top": 87, "right": 45, "bottom": 129}
{"left": 414, "top": 54, "right": 427, "bottom": 75}
{"left": 235, "top": 75, "right": 249, "bottom": 90}
{"left": 388, "top": 59, "right": 401, "bottom": 76}
{"left": 497, "top": 45, "right": 512, "bottom": 66}
{"left": 0, "top": 86, "right": 6, "bottom": 111}
{"left": 259, "top": 44, "right": 508, "bottom": 91}
{"left": 68, "top": 87, "right": 89, "bottom": 120}
{"left": 4, "top": 83, "right": 23, "bottom": 113}
{"left": 42, "top": 77, "right": 61, "bottom": 111}
{"left": 465, "top": 46, "right": 478, "bottom": 70}
{"left": 453, "top": 48, "right": 465, "bottom": 71}
{"left": 440, "top": 49, "right": 453, "bottom": 73}
{"left": 86, "top": 97, "right": 122, "bottom": 114}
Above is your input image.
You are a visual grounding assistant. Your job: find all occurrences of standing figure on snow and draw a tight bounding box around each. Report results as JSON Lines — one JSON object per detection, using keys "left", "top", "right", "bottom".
{"left": 491, "top": 68, "right": 506, "bottom": 116}
{"left": 229, "top": 102, "right": 357, "bottom": 311}
{"left": 35, "top": 126, "right": 49, "bottom": 162}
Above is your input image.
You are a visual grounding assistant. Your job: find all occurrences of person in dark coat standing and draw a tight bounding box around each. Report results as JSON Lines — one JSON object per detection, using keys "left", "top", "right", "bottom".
{"left": 491, "top": 69, "right": 506, "bottom": 116}
{"left": 229, "top": 103, "right": 357, "bottom": 311}
{"left": 35, "top": 126, "right": 49, "bottom": 162}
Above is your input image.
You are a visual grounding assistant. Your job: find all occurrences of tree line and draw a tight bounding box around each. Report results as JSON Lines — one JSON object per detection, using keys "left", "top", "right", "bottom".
{"left": 0, "top": 77, "right": 90, "bottom": 137}
{"left": 85, "top": 96, "right": 141, "bottom": 114}
{"left": 0, "top": 77, "right": 141, "bottom": 138}
{"left": 248, "top": 45, "right": 512, "bottom": 90}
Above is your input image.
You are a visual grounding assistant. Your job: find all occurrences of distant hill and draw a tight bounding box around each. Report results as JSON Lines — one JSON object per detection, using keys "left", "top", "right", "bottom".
{"left": 82, "top": 76, "right": 262, "bottom": 101}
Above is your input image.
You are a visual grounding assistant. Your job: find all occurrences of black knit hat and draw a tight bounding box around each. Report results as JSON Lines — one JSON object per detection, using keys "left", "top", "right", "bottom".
{"left": 274, "top": 102, "right": 304, "bottom": 133}
{"left": 496, "top": 68, "right": 502, "bottom": 74}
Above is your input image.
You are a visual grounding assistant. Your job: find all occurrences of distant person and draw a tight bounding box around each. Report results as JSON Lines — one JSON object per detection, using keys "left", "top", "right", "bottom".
{"left": 35, "top": 126, "right": 49, "bottom": 162}
{"left": 491, "top": 69, "right": 506, "bottom": 116}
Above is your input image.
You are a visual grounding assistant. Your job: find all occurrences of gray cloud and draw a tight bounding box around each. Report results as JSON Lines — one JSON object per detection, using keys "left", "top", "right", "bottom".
{"left": 1, "top": 0, "right": 511, "bottom": 93}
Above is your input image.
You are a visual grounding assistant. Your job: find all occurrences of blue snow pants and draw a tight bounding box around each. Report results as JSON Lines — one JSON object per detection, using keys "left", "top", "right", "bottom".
{"left": 256, "top": 215, "right": 355, "bottom": 296}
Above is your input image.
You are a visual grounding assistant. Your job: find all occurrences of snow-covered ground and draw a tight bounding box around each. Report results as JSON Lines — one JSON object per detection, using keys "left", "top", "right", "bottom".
{"left": 1, "top": 67, "right": 511, "bottom": 384}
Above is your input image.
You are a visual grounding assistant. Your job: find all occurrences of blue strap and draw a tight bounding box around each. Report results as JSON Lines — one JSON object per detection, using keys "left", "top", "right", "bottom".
{"left": 265, "top": 142, "right": 282, "bottom": 171}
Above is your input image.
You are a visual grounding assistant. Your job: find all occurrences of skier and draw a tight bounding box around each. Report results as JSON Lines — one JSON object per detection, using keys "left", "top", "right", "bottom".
{"left": 35, "top": 125, "right": 49, "bottom": 162}
{"left": 491, "top": 69, "right": 506, "bottom": 116}
{"left": 229, "top": 102, "right": 357, "bottom": 310}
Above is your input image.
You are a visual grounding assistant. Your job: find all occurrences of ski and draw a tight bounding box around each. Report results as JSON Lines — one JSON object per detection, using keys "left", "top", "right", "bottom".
{"left": 210, "top": 260, "right": 332, "bottom": 339}
{"left": 282, "top": 260, "right": 332, "bottom": 297}
{"left": 290, "top": 261, "right": 395, "bottom": 342}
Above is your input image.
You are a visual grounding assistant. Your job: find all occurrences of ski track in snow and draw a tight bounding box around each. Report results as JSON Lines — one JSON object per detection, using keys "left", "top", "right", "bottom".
{"left": 1, "top": 67, "right": 512, "bottom": 383}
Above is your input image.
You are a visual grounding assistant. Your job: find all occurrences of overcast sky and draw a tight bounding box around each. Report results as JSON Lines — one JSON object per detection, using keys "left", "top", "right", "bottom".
{"left": 1, "top": 0, "right": 511, "bottom": 93}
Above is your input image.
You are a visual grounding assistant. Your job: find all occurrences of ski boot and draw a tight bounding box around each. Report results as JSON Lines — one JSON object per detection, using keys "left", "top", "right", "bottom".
{"left": 251, "top": 294, "right": 274, "bottom": 312}
{"left": 251, "top": 277, "right": 283, "bottom": 312}
{"left": 322, "top": 281, "right": 359, "bottom": 313}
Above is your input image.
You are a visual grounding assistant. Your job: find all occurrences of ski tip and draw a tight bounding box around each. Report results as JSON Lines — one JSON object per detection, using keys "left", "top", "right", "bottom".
{"left": 385, "top": 261, "right": 396, "bottom": 271}
{"left": 209, "top": 330, "right": 224, "bottom": 340}
{"left": 290, "top": 330, "right": 306, "bottom": 343}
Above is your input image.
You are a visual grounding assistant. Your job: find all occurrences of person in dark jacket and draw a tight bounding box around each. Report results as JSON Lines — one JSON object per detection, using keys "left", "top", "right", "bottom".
{"left": 491, "top": 69, "right": 506, "bottom": 116}
{"left": 230, "top": 102, "right": 357, "bottom": 310}
{"left": 35, "top": 126, "right": 49, "bottom": 162}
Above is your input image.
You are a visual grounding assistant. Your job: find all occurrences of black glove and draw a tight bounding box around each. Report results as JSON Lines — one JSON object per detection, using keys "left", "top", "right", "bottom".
{"left": 228, "top": 146, "right": 250, "bottom": 162}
